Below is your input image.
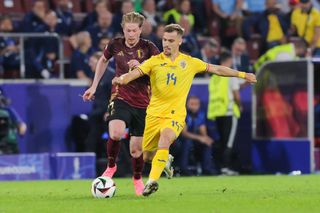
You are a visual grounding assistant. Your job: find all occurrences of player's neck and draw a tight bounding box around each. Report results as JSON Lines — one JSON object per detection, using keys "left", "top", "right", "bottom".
{"left": 125, "top": 39, "right": 139, "bottom": 48}
{"left": 169, "top": 51, "right": 179, "bottom": 62}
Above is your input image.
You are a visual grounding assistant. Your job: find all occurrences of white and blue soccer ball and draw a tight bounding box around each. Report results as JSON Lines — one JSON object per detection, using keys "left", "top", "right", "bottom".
{"left": 91, "top": 176, "right": 116, "bottom": 198}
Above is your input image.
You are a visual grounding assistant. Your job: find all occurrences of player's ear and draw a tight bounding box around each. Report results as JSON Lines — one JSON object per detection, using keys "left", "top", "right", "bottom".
{"left": 178, "top": 36, "right": 182, "bottom": 45}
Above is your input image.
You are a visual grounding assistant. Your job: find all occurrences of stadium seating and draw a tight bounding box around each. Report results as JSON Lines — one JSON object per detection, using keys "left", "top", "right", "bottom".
{"left": 0, "top": 0, "right": 24, "bottom": 14}
{"left": 21, "top": 0, "right": 49, "bottom": 12}
{"left": 51, "top": 0, "right": 81, "bottom": 13}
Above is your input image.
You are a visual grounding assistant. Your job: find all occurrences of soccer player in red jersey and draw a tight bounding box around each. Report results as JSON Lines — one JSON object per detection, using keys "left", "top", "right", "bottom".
{"left": 82, "top": 12, "right": 160, "bottom": 196}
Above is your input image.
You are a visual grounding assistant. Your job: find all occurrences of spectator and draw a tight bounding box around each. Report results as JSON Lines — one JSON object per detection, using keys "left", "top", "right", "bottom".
{"left": 87, "top": 11, "right": 114, "bottom": 50}
{"left": 0, "top": 16, "right": 20, "bottom": 78}
{"left": 163, "top": 0, "right": 195, "bottom": 29}
{"left": 242, "top": 0, "right": 265, "bottom": 15}
{"left": 284, "top": 0, "right": 300, "bottom": 28}
{"left": 231, "top": 37, "right": 250, "bottom": 72}
{"left": 242, "top": 0, "right": 265, "bottom": 40}
{"left": 193, "top": 38, "right": 220, "bottom": 78}
{"left": 20, "top": 0, "right": 47, "bottom": 32}
{"left": 111, "top": 0, "right": 135, "bottom": 34}
{"left": 97, "top": 36, "right": 111, "bottom": 52}
{"left": 141, "top": 20, "right": 158, "bottom": 42}
{"left": 257, "top": 0, "right": 288, "bottom": 51}
{"left": 81, "top": 0, "right": 110, "bottom": 31}
{"left": 141, "top": 0, "right": 162, "bottom": 27}
{"left": 190, "top": 0, "right": 208, "bottom": 34}
{"left": 180, "top": 95, "right": 214, "bottom": 176}
{"left": 54, "top": 0, "right": 75, "bottom": 36}
{"left": 290, "top": 0, "right": 320, "bottom": 56}
{"left": 27, "top": 11, "right": 60, "bottom": 79}
{"left": 196, "top": 38, "right": 220, "bottom": 65}
{"left": 0, "top": 89, "right": 27, "bottom": 155}
{"left": 70, "top": 31, "right": 95, "bottom": 84}
{"left": 152, "top": 22, "right": 166, "bottom": 51}
{"left": 179, "top": 16, "right": 200, "bottom": 56}
{"left": 212, "top": 0, "right": 243, "bottom": 47}
{"left": 207, "top": 51, "right": 241, "bottom": 175}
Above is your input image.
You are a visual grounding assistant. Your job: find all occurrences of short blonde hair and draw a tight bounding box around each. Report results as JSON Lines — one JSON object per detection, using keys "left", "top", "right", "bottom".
{"left": 121, "top": 12, "right": 145, "bottom": 28}
{"left": 164, "top": 24, "right": 185, "bottom": 36}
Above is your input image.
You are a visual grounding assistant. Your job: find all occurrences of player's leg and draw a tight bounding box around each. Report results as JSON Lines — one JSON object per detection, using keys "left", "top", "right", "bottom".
{"left": 129, "top": 136, "right": 144, "bottom": 195}
{"left": 128, "top": 107, "right": 147, "bottom": 195}
{"left": 143, "top": 118, "right": 185, "bottom": 196}
{"left": 102, "top": 100, "right": 131, "bottom": 177}
{"left": 101, "top": 119, "right": 126, "bottom": 177}
{"left": 141, "top": 116, "right": 162, "bottom": 196}
{"left": 143, "top": 128, "right": 176, "bottom": 196}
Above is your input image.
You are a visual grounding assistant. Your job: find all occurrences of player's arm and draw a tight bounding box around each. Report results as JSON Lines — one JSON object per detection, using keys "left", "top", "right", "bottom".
{"left": 207, "top": 64, "right": 257, "bottom": 83}
{"left": 182, "top": 125, "right": 213, "bottom": 146}
{"left": 82, "top": 55, "right": 110, "bottom": 101}
{"left": 112, "top": 68, "right": 144, "bottom": 85}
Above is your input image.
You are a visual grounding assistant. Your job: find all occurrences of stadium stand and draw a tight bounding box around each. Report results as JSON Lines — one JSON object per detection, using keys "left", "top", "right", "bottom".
{"left": 0, "top": 0, "right": 24, "bottom": 14}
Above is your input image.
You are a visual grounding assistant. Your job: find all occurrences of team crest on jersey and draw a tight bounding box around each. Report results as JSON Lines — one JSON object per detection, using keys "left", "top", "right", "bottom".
{"left": 117, "top": 51, "right": 124, "bottom": 56}
{"left": 137, "top": 49, "right": 144, "bottom": 58}
{"left": 179, "top": 60, "right": 187, "bottom": 69}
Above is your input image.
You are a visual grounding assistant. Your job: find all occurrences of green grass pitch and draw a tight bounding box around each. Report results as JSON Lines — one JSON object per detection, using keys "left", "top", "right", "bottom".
{"left": 0, "top": 175, "right": 319, "bottom": 213}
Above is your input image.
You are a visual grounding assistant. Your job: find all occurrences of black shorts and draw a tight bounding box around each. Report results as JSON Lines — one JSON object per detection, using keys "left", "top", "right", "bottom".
{"left": 107, "top": 99, "right": 146, "bottom": 137}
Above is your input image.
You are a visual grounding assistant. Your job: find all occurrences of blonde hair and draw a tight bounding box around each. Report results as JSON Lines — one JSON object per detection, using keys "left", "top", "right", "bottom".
{"left": 121, "top": 12, "right": 145, "bottom": 28}
{"left": 164, "top": 24, "right": 185, "bottom": 36}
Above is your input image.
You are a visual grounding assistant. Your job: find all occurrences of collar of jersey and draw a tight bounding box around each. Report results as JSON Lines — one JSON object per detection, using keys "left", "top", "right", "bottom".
{"left": 161, "top": 52, "right": 182, "bottom": 64}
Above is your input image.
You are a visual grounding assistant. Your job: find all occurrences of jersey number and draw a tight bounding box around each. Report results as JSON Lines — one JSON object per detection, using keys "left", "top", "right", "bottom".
{"left": 171, "top": 120, "right": 183, "bottom": 132}
{"left": 166, "top": 73, "right": 177, "bottom": 85}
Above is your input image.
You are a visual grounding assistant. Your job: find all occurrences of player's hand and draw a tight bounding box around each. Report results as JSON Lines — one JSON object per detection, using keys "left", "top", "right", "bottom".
{"left": 245, "top": 73, "right": 257, "bottom": 84}
{"left": 112, "top": 76, "right": 125, "bottom": 85}
{"left": 82, "top": 86, "right": 96, "bottom": 101}
{"left": 127, "top": 60, "right": 140, "bottom": 69}
{"left": 199, "top": 136, "right": 214, "bottom": 146}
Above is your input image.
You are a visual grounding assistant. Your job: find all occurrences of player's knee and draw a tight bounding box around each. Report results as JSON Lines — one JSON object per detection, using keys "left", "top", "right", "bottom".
{"left": 109, "top": 131, "right": 123, "bottom": 141}
{"left": 143, "top": 154, "right": 152, "bottom": 163}
{"left": 130, "top": 149, "right": 142, "bottom": 158}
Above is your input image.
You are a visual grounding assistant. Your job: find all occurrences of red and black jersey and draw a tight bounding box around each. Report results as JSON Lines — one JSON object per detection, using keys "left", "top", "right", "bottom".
{"left": 104, "top": 37, "right": 160, "bottom": 108}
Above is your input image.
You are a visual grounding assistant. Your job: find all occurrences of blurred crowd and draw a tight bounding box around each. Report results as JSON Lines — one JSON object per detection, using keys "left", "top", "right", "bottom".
{"left": 1, "top": 0, "right": 320, "bottom": 82}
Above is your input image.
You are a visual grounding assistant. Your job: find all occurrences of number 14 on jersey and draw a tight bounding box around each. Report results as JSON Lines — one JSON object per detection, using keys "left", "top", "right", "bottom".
{"left": 166, "top": 73, "right": 177, "bottom": 85}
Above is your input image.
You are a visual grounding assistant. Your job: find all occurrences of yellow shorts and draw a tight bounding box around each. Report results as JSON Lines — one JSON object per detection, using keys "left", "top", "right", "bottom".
{"left": 142, "top": 115, "right": 185, "bottom": 152}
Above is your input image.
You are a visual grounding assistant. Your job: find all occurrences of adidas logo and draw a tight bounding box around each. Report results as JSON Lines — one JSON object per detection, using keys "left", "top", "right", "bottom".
{"left": 117, "top": 51, "right": 124, "bottom": 56}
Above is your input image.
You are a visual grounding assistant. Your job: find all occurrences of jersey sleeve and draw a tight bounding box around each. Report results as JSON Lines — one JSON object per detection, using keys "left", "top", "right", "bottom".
{"left": 103, "top": 39, "right": 115, "bottom": 60}
{"left": 191, "top": 57, "right": 208, "bottom": 74}
{"left": 138, "top": 56, "right": 155, "bottom": 76}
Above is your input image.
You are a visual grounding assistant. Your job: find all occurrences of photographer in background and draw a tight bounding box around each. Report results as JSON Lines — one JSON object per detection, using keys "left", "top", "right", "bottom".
{"left": 0, "top": 89, "right": 27, "bottom": 154}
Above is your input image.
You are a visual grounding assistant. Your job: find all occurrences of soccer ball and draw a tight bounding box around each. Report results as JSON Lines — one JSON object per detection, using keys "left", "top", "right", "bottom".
{"left": 91, "top": 176, "right": 116, "bottom": 198}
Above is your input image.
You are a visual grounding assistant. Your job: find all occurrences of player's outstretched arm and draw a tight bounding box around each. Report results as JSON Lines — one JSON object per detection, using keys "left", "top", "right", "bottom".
{"left": 82, "top": 56, "right": 109, "bottom": 101}
{"left": 207, "top": 64, "right": 257, "bottom": 83}
{"left": 112, "top": 68, "right": 144, "bottom": 85}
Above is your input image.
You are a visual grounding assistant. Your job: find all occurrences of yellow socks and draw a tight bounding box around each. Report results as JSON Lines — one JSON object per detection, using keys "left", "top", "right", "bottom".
{"left": 149, "top": 149, "right": 169, "bottom": 181}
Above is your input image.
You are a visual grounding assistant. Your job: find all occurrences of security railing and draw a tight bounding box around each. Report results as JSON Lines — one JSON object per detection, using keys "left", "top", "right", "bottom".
{"left": 0, "top": 33, "right": 64, "bottom": 78}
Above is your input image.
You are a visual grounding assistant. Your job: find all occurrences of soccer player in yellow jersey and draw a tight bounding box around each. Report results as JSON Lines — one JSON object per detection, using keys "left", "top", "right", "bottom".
{"left": 112, "top": 24, "right": 257, "bottom": 196}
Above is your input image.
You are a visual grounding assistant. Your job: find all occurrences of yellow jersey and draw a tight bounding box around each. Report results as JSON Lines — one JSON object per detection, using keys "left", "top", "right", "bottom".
{"left": 138, "top": 52, "right": 208, "bottom": 118}
{"left": 291, "top": 7, "right": 320, "bottom": 47}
